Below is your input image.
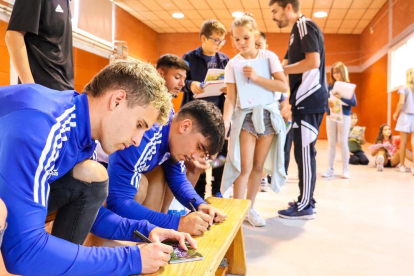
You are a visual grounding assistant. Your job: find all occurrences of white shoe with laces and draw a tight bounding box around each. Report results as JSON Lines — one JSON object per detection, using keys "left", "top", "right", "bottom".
{"left": 399, "top": 165, "right": 407, "bottom": 173}
{"left": 376, "top": 155, "right": 384, "bottom": 171}
{"left": 244, "top": 208, "right": 266, "bottom": 227}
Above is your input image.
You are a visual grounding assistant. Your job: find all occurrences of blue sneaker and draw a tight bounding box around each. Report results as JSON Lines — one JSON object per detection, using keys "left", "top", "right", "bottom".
{"left": 278, "top": 204, "right": 314, "bottom": 220}
{"left": 212, "top": 192, "right": 223, "bottom": 198}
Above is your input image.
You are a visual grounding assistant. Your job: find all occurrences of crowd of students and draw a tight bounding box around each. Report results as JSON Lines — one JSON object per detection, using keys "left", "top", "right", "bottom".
{"left": 0, "top": 0, "right": 413, "bottom": 275}
{"left": 322, "top": 63, "right": 414, "bottom": 176}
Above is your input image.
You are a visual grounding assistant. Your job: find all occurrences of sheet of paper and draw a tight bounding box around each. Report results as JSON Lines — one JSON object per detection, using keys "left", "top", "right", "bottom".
{"left": 194, "top": 69, "right": 225, "bottom": 98}
{"left": 193, "top": 82, "right": 226, "bottom": 98}
{"left": 333, "top": 81, "right": 356, "bottom": 100}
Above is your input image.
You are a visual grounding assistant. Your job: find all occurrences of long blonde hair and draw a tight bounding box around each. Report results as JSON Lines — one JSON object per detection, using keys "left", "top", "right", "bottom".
{"left": 406, "top": 68, "right": 414, "bottom": 92}
{"left": 230, "top": 13, "right": 259, "bottom": 36}
{"left": 330, "top": 61, "right": 350, "bottom": 86}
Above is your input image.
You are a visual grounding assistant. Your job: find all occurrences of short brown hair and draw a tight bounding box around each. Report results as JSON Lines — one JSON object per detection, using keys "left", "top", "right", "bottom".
{"left": 268, "top": 0, "right": 300, "bottom": 13}
{"left": 84, "top": 60, "right": 172, "bottom": 125}
{"left": 200, "top": 19, "right": 227, "bottom": 38}
{"left": 156, "top": 54, "right": 189, "bottom": 72}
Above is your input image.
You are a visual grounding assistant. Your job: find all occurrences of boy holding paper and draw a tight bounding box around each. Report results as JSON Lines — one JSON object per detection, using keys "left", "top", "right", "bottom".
{"left": 181, "top": 19, "right": 229, "bottom": 199}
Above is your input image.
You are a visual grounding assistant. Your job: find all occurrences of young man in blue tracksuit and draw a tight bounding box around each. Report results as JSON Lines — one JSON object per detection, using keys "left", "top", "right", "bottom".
{"left": 93, "top": 100, "right": 227, "bottom": 239}
{"left": 0, "top": 61, "right": 196, "bottom": 275}
{"left": 181, "top": 19, "right": 230, "bottom": 199}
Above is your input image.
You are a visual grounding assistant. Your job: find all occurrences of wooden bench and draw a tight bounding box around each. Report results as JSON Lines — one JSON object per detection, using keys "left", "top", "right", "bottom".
{"left": 1, "top": 197, "right": 251, "bottom": 276}
{"left": 139, "top": 197, "right": 251, "bottom": 276}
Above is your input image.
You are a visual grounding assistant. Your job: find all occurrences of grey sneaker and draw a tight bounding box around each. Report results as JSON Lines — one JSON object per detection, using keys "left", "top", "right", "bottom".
{"left": 322, "top": 169, "right": 334, "bottom": 178}
{"left": 260, "top": 177, "right": 269, "bottom": 192}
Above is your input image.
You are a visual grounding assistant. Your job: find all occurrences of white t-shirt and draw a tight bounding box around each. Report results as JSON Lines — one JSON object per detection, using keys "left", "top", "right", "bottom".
{"left": 398, "top": 85, "right": 414, "bottom": 114}
{"left": 224, "top": 49, "right": 284, "bottom": 103}
{"left": 224, "top": 49, "right": 283, "bottom": 84}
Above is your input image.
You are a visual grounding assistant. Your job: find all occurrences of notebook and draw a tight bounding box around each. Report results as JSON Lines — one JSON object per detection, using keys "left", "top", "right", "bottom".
{"left": 233, "top": 58, "right": 275, "bottom": 109}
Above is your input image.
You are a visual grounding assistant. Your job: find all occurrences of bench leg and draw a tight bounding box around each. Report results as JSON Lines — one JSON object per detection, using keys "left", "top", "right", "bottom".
{"left": 225, "top": 226, "right": 246, "bottom": 275}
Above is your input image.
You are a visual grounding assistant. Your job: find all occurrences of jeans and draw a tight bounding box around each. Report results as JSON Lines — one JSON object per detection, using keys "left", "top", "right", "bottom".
{"left": 349, "top": 150, "right": 369, "bottom": 165}
{"left": 47, "top": 169, "right": 108, "bottom": 244}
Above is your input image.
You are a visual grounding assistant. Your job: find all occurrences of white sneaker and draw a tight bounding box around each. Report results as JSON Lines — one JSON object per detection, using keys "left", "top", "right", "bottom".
{"left": 322, "top": 169, "right": 334, "bottom": 178}
{"left": 376, "top": 155, "right": 384, "bottom": 171}
{"left": 341, "top": 170, "right": 350, "bottom": 179}
{"left": 399, "top": 165, "right": 407, "bottom": 173}
{"left": 244, "top": 208, "right": 266, "bottom": 227}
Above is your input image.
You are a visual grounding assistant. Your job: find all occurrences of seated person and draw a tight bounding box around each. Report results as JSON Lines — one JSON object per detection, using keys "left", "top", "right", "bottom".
{"left": 348, "top": 113, "right": 369, "bottom": 165}
{"left": 371, "top": 124, "right": 413, "bottom": 171}
{"left": 0, "top": 61, "right": 196, "bottom": 275}
{"left": 0, "top": 198, "right": 6, "bottom": 247}
{"left": 92, "top": 100, "right": 227, "bottom": 242}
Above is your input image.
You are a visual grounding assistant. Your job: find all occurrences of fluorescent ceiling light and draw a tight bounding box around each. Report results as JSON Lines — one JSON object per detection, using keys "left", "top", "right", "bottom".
{"left": 232, "top": 11, "right": 244, "bottom": 18}
{"left": 313, "top": 11, "right": 327, "bottom": 18}
{"left": 172, "top": 12, "right": 184, "bottom": 19}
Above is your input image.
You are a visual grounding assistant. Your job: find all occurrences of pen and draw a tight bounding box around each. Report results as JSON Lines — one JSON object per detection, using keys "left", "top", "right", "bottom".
{"left": 133, "top": 230, "right": 152, "bottom": 243}
{"left": 199, "top": 81, "right": 204, "bottom": 88}
{"left": 247, "top": 62, "right": 250, "bottom": 84}
{"left": 188, "top": 201, "right": 197, "bottom": 212}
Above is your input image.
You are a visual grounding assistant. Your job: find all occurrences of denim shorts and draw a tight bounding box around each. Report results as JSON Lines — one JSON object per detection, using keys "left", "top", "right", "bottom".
{"left": 241, "top": 111, "right": 276, "bottom": 138}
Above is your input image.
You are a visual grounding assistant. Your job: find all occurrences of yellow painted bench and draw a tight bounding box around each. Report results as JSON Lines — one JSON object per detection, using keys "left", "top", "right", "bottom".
{"left": 139, "top": 197, "right": 251, "bottom": 276}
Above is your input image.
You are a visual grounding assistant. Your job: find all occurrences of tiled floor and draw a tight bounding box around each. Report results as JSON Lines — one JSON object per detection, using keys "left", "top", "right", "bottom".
{"left": 237, "top": 140, "right": 414, "bottom": 276}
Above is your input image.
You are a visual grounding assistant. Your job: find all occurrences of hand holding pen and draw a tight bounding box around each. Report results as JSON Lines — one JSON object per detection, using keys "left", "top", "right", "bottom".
{"left": 190, "top": 81, "right": 205, "bottom": 95}
{"left": 176, "top": 201, "right": 211, "bottom": 235}
{"left": 243, "top": 63, "right": 258, "bottom": 83}
{"left": 134, "top": 228, "right": 197, "bottom": 252}
{"left": 133, "top": 230, "right": 173, "bottom": 274}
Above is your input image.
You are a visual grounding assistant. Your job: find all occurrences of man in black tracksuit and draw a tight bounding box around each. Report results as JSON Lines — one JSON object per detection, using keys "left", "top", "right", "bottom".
{"left": 269, "top": 0, "right": 328, "bottom": 219}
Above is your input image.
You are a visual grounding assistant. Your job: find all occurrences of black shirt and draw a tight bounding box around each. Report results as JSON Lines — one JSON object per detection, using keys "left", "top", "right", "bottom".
{"left": 285, "top": 16, "right": 328, "bottom": 115}
{"left": 8, "top": 0, "right": 74, "bottom": 91}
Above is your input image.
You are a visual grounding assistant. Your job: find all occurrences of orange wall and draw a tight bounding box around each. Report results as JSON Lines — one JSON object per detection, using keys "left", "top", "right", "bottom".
{"left": 359, "top": 55, "right": 389, "bottom": 143}
{"left": 0, "top": 20, "right": 10, "bottom": 86}
{"left": 358, "top": 0, "right": 414, "bottom": 143}
{"left": 360, "top": 3, "right": 389, "bottom": 65}
{"left": 73, "top": 48, "right": 109, "bottom": 93}
{"left": 392, "top": 0, "right": 414, "bottom": 39}
{"left": 115, "top": 6, "right": 158, "bottom": 64}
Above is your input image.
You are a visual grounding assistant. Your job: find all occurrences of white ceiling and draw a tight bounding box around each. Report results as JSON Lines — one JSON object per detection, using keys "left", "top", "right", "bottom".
{"left": 115, "top": 0, "right": 387, "bottom": 34}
